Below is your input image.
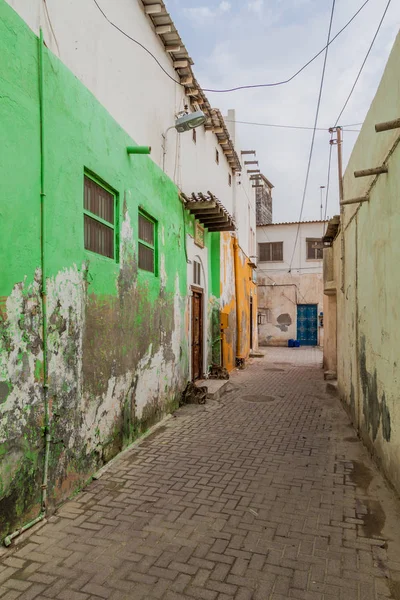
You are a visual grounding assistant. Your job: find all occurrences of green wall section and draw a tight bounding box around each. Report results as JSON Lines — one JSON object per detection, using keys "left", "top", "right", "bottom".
{"left": 0, "top": 0, "right": 212, "bottom": 540}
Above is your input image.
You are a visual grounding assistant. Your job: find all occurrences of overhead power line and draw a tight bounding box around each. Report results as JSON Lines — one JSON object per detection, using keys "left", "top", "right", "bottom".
{"left": 334, "top": 0, "right": 392, "bottom": 126}
{"left": 92, "top": 0, "right": 185, "bottom": 87}
{"left": 224, "top": 119, "right": 361, "bottom": 132}
{"left": 92, "top": 0, "right": 371, "bottom": 94}
{"left": 203, "top": 0, "right": 371, "bottom": 93}
{"left": 289, "top": 0, "right": 336, "bottom": 270}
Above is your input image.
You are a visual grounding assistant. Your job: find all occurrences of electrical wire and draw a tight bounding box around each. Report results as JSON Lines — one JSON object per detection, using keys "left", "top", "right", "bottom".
{"left": 335, "top": 0, "right": 392, "bottom": 126}
{"left": 203, "top": 0, "right": 371, "bottom": 93}
{"left": 42, "top": 0, "right": 60, "bottom": 56}
{"left": 224, "top": 119, "right": 361, "bottom": 132}
{"left": 289, "top": 0, "right": 336, "bottom": 271}
{"left": 92, "top": 0, "right": 371, "bottom": 95}
{"left": 92, "top": 0, "right": 185, "bottom": 87}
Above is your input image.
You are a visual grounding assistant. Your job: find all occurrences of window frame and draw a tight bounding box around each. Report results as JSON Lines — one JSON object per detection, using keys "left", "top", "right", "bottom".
{"left": 306, "top": 238, "right": 323, "bottom": 261}
{"left": 138, "top": 209, "right": 157, "bottom": 275}
{"left": 258, "top": 241, "right": 284, "bottom": 262}
{"left": 83, "top": 171, "right": 119, "bottom": 261}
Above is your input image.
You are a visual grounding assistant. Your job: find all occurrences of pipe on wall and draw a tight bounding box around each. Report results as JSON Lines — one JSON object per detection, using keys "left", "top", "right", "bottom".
{"left": 4, "top": 28, "right": 51, "bottom": 547}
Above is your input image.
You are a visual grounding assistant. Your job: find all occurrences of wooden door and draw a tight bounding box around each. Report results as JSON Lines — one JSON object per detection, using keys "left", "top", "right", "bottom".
{"left": 191, "top": 290, "right": 203, "bottom": 380}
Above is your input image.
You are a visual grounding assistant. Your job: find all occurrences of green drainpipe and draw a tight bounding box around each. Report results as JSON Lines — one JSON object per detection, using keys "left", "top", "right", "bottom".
{"left": 4, "top": 28, "right": 51, "bottom": 547}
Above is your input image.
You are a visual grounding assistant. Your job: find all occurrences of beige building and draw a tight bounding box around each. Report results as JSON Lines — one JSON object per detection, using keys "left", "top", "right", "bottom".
{"left": 257, "top": 221, "right": 327, "bottom": 347}
{"left": 323, "top": 32, "right": 400, "bottom": 495}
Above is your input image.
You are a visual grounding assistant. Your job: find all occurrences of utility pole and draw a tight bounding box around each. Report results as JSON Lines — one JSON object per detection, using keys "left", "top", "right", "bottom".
{"left": 329, "top": 127, "right": 345, "bottom": 293}
{"left": 319, "top": 186, "right": 325, "bottom": 221}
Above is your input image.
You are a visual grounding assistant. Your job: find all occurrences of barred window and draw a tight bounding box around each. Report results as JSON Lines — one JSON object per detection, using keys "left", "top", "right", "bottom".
{"left": 306, "top": 238, "right": 323, "bottom": 260}
{"left": 259, "top": 242, "right": 283, "bottom": 262}
{"left": 84, "top": 175, "right": 116, "bottom": 259}
{"left": 138, "top": 212, "right": 156, "bottom": 273}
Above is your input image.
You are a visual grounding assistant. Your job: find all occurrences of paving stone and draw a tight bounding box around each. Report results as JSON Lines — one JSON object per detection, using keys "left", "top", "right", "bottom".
{"left": 1, "top": 348, "right": 399, "bottom": 600}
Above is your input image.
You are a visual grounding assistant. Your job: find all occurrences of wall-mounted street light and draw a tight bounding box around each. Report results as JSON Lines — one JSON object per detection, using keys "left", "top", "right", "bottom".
{"left": 162, "top": 109, "right": 207, "bottom": 170}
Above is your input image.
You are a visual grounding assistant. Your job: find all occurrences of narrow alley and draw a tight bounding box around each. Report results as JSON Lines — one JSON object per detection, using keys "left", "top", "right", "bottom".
{"left": 1, "top": 349, "right": 400, "bottom": 600}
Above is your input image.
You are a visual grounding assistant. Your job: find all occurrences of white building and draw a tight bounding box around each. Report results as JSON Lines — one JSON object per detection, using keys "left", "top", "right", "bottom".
{"left": 257, "top": 221, "right": 328, "bottom": 346}
{"left": 5, "top": 0, "right": 259, "bottom": 377}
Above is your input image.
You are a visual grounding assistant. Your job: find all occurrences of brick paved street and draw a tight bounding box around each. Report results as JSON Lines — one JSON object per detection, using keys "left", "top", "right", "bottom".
{"left": 1, "top": 348, "right": 400, "bottom": 600}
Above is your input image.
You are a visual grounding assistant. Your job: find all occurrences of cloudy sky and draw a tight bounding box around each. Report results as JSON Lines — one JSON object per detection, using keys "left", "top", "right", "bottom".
{"left": 167, "top": 0, "right": 399, "bottom": 222}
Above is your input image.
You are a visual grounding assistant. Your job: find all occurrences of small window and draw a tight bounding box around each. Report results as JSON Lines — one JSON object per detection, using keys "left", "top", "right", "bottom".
{"left": 192, "top": 129, "right": 197, "bottom": 144}
{"left": 84, "top": 174, "right": 117, "bottom": 259}
{"left": 193, "top": 260, "right": 201, "bottom": 286}
{"left": 306, "top": 238, "right": 323, "bottom": 260}
{"left": 215, "top": 149, "right": 219, "bottom": 165}
{"left": 228, "top": 173, "right": 232, "bottom": 186}
{"left": 259, "top": 242, "right": 283, "bottom": 262}
{"left": 138, "top": 212, "right": 156, "bottom": 273}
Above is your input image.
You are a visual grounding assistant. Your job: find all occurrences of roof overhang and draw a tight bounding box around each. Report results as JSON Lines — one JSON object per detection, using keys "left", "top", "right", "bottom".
{"left": 181, "top": 191, "right": 236, "bottom": 232}
{"left": 323, "top": 215, "right": 340, "bottom": 246}
{"left": 140, "top": 0, "right": 241, "bottom": 172}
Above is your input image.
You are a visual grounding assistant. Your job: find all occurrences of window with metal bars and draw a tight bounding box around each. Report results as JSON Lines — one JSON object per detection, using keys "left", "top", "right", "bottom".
{"left": 138, "top": 212, "right": 156, "bottom": 273}
{"left": 258, "top": 242, "right": 283, "bottom": 262}
{"left": 306, "top": 238, "right": 323, "bottom": 260}
{"left": 84, "top": 174, "right": 117, "bottom": 259}
{"left": 193, "top": 260, "right": 201, "bottom": 286}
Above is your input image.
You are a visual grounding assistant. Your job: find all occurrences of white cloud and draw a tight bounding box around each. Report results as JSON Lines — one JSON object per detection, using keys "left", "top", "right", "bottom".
{"left": 184, "top": 1, "right": 232, "bottom": 22}
{"left": 184, "top": 6, "right": 214, "bottom": 21}
{"left": 188, "top": 0, "right": 400, "bottom": 221}
{"left": 248, "top": 0, "right": 263, "bottom": 14}
{"left": 219, "top": 1, "right": 231, "bottom": 13}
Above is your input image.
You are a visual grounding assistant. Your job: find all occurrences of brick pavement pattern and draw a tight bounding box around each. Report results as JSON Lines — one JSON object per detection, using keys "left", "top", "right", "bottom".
{"left": 1, "top": 347, "right": 400, "bottom": 600}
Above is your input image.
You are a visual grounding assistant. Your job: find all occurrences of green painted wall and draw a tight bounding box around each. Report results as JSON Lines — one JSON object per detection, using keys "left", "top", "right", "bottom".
{"left": 0, "top": 0, "right": 193, "bottom": 540}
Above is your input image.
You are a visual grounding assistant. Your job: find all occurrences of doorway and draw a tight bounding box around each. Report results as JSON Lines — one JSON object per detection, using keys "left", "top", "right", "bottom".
{"left": 191, "top": 288, "right": 203, "bottom": 380}
{"left": 296, "top": 304, "right": 318, "bottom": 346}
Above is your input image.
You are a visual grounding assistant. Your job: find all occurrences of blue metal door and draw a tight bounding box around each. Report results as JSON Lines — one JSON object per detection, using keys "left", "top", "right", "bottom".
{"left": 297, "top": 304, "right": 318, "bottom": 346}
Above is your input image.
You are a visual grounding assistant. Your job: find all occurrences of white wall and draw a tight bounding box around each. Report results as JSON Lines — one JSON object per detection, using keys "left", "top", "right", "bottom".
{"left": 256, "top": 222, "right": 327, "bottom": 346}
{"left": 186, "top": 235, "right": 209, "bottom": 379}
{"left": 257, "top": 221, "right": 327, "bottom": 275}
{"left": 226, "top": 110, "right": 257, "bottom": 258}
{"left": 6, "top": 0, "right": 238, "bottom": 217}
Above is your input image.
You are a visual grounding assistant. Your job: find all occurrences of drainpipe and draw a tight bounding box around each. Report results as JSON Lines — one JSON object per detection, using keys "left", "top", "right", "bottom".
{"left": 4, "top": 29, "right": 50, "bottom": 546}
{"left": 233, "top": 237, "right": 243, "bottom": 361}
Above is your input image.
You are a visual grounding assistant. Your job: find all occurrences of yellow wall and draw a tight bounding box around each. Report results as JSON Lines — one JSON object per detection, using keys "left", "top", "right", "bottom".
{"left": 220, "top": 233, "right": 257, "bottom": 371}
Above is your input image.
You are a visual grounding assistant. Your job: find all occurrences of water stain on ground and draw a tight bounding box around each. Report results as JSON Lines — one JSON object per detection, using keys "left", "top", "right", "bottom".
{"left": 264, "top": 368, "right": 286, "bottom": 372}
{"left": 242, "top": 395, "right": 275, "bottom": 403}
{"left": 388, "top": 579, "right": 400, "bottom": 600}
{"left": 139, "top": 426, "right": 168, "bottom": 447}
{"left": 350, "top": 460, "right": 373, "bottom": 492}
{"left": 344, "top": 436, "right": 358, "bottom": 442}
{"left": 361, "top": 499, "right": 386, "bottom": 538}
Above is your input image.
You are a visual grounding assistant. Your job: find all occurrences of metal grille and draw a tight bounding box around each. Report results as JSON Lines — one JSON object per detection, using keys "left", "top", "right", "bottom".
{"left": 139, "top": 214, "right": 154, "bottom": 245}
{"left": 259, "top": 242, "right": 283, "bottom": 262}
{"left": 84, "top": 215, "right": 114, "bottom": 259}
{"left": 139, "top": 243, "right": 154, "bottom": 273}
{"left": 193, "top": 261, "right": 201, "bottom": 285}
{"left": 84, "top": 176, "right": 114, "bottom": 224}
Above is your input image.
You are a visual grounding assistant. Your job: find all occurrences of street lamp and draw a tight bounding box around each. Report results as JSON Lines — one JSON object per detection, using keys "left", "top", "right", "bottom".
{"left": 162, "top": 109, "right": 207, "bottom": 170}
